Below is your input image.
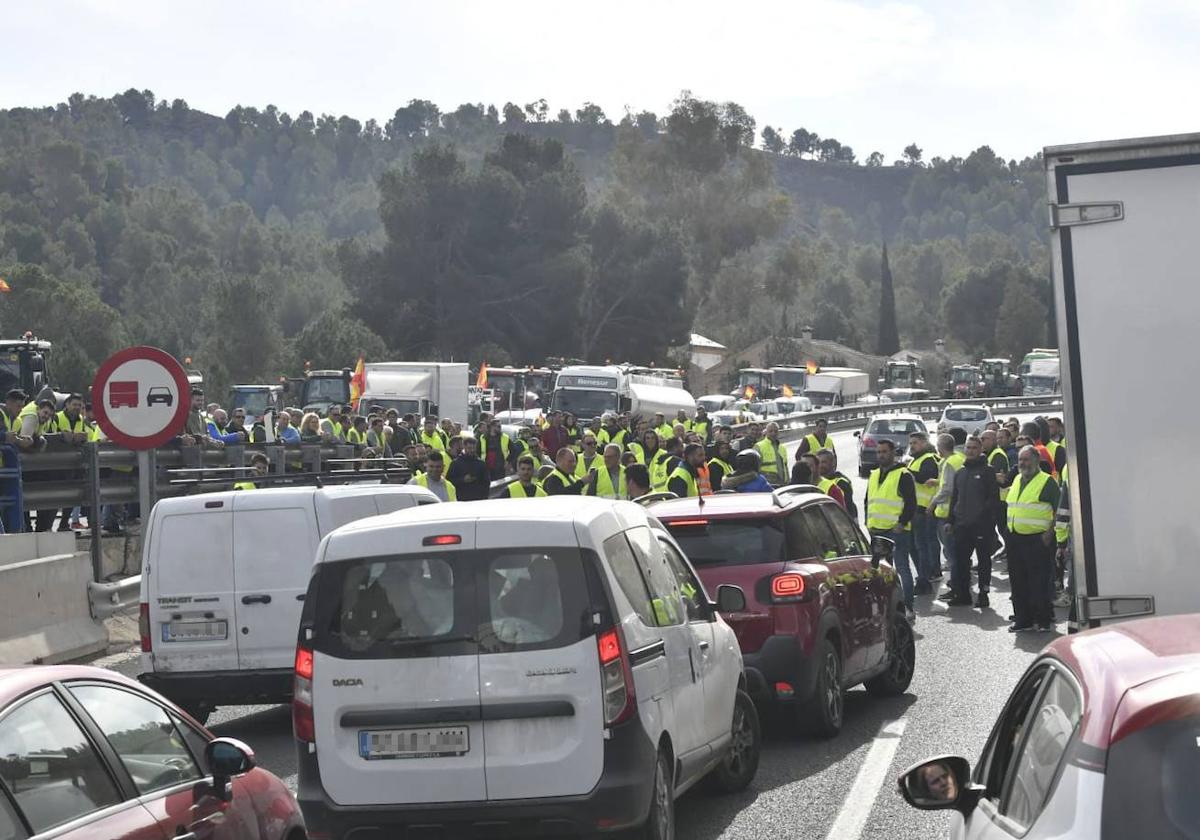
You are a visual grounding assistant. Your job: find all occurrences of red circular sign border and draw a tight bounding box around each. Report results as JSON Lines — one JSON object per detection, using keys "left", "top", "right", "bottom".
{"left": 91, "top": 346, "right": 192, "bottom": 450}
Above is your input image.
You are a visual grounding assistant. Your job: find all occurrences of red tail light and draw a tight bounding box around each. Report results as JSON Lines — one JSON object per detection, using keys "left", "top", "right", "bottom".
{"left": 293, "top": 645, "right": 315, "bottom": 743}
{"left": 597, "top": 628, "right": 636, "bottom": 726}
{"left": 771, "top": 573, "right": 807, "bottom": 603}
{"left": 138, "top": 603, "right": 152, "bottom": 653}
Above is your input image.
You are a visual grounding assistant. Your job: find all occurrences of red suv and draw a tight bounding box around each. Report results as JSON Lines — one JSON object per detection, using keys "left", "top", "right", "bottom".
{"left": 0, "top": 665, "right": 305, "bottom": 840}
{"left": 651, "top": 487, "right": 916, "bottom": 736}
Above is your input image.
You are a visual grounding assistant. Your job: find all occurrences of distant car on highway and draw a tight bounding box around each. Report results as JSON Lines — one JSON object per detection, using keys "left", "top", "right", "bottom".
{"left": 696, "top": 393, "right": 736, "bottom": 413}
{"left": 855, "top": 413, "right": 929, "bottom": 477}
{"left": 0, "top": 665, "right": 304, "bottom": 840}
{"left": 773, "top": 396, "right": 813, "bottom": 415}
{"left": 897, "top": 614, "right": 1200, "bottom": 839}
{"left": 652, "top": 487, "right": 914, "bottom": 738}
{"left": 936, "top": 404, "right": 993, "bottom": 436}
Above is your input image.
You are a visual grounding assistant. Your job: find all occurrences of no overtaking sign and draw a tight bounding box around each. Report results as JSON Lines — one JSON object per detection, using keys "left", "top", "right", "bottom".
{"left": 91, "top": 346, "right": 191, "bottom": 450}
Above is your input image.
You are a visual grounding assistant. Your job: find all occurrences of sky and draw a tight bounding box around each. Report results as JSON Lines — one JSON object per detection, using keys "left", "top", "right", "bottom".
{"left": 4, "top": 0, "right": 1198, "bottom": 161}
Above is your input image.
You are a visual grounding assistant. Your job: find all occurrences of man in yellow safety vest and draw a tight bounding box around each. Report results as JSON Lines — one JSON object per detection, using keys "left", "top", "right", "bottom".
{"left": 865, "top": 438, "right": 918, "bottom": 620}
{"left": 586, "top": 444, "right": 627, "bottom": 499}
{"left": 501, "top": 455, "right": 547, "bottom": 498}
{"left": 1006, "top": 445, "right": 1061, "bottom": 633}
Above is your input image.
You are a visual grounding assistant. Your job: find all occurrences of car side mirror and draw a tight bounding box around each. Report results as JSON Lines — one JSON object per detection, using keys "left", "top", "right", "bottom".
{"left": 853, "top": 430, "right": 861, "bottom": 438}
{"left": 205, "top": 737, "right": 256, "bottom": 802}
{"left": 898, "top": 756, "right": 977, "bottom": 813}
{"left": 870, "top": 535, "right": 895, "bottom": 568}
{"left": 714, "top": 584, "right": 746, "bottom": 613}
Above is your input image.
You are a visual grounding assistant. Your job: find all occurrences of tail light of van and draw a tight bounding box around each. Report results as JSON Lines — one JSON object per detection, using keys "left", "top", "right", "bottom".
{"left": 138, "top": 603, "right": 152, "bottom": 653}
{"left": 293, "top": 644, "right": 315, "bottom": 743}
{"left": 597, "top": 627, "right": 636, "bottom": 727}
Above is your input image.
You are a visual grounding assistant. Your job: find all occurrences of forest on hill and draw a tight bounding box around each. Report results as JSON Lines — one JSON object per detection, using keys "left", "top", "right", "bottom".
{"left": 0, "top": 89, "right": 1054, "bottom": 394}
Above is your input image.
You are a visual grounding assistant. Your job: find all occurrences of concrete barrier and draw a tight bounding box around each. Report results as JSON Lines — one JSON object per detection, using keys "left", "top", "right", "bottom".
{"left": 0, "top": 533, "right": 107, "bottom": 665}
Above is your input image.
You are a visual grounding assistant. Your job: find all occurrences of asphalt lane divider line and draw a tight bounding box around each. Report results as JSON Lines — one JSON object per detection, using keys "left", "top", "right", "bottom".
{"left": 819, "top": 716, "right": 908, "bottom": 840}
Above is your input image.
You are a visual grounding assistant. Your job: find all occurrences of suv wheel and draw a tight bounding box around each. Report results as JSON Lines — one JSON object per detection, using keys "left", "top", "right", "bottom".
{"left": 799, "top": 637, "right": 843, "bottom": 738}
{"left": 706, "top": 690, "right": 760, "bottom": 794}
{"left": 865, "top": 611, "right": 916, "bottom": 696}
{"left": 629, "top": 746, "right": 674, "bottom": 840}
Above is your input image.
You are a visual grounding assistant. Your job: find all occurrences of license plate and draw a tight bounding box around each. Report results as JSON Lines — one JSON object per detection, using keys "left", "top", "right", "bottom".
{"left": 359, "top": 726, "right": 470, "bottom": 760}
{"left": 162, "top": 620, "right": 228, "bottom": 642}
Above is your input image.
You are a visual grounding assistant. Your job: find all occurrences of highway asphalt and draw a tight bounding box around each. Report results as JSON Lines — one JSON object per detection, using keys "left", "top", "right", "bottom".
{"left": 101, "top": 413, "right": 1054, "bottom": 840}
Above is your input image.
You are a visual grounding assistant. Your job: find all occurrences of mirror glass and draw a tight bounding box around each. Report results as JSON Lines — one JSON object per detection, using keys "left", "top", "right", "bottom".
{"left": 716, "top": 584, "right": 746, "bottom": 613}
{"left": 207, "top": 739, "right": 253, "bottom": 777}
{"left": 902, "top": 757, "right": 967, "bottom": 808}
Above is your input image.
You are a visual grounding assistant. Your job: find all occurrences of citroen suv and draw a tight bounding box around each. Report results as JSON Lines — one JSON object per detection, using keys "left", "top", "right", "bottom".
{"left": 651, "top": 486, "right": 916, "bottom": 737}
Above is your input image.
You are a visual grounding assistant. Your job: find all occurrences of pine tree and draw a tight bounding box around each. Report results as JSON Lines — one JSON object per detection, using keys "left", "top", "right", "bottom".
{"left": 877, "top": 243, "right": 900, "bottom": 355}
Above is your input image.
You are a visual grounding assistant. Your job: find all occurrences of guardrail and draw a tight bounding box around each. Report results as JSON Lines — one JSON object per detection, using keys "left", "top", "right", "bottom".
{"left": 729, "top": 394, "right": 1065, "bottom": 439}
{"left": 87, "top": 574, "right": 141, "bottom": 620}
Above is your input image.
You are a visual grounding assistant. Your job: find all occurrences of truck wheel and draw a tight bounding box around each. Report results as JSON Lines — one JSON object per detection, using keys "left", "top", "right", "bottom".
{"left": 798, "top": 637, "right": 843, "bottom": 738}
{"left": 628, "top": 746, "right": 674, "bottom": 840}
{"left": 706, "top": 690, "right": 760, "bottom": 794}
{"left": 866, "top": 612, "right": 916, "bottom": 697}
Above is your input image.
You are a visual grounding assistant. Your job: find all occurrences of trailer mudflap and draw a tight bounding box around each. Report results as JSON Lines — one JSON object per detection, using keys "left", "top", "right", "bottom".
{"left": 1077, "top": 595, "right": 1155, "bottom": 628}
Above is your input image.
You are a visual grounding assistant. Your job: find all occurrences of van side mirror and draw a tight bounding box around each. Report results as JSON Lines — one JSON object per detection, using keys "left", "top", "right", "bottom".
{"left": 898, "top": 756, "right": 978, "bottom": 814}
{"left": 870, "top": 535, "right": 895, "bottom": 568}
{"left": 714, "top": 584, "right": 746, "bottom": 613}
{"left": 205, "top": 738, "right": 256, "bottom": 802}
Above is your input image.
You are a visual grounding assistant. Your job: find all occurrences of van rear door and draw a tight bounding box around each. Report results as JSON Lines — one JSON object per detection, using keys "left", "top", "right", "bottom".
{"left": 475, "top": 519, "right": 604, "bottom": 801}
{"left": 145, "top": 498, "right": 236, "bottom": 673}
{"left": 310, "top": 521, "right": 483, "bottom": 806}
{"left": 231, "top": 494, "right": 320, "bottom": 671}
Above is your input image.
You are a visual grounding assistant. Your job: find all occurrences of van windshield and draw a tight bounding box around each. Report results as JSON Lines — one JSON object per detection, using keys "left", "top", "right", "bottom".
{"left": 313, "top": 548, "right": 596, "bottom": 659}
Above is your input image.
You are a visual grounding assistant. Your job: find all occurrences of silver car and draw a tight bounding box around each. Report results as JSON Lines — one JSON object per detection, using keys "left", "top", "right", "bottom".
{"left": 936, "top": 404, "right": 994, "bottom": 436}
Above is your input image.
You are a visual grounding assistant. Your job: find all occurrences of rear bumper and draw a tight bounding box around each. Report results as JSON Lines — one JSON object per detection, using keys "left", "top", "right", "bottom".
{"left": 297, "top": 717, "right": 657, "bottom": 838}
{"left": 741, "top": 634, "right": 819, "bottom": 705}
{"left": 139, "top": 668, "right": 292, "bottom": 708}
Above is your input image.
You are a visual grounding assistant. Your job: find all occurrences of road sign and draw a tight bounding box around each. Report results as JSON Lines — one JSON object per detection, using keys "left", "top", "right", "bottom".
{"left": 91, "top": 346, "right": 191, "bottom": 450}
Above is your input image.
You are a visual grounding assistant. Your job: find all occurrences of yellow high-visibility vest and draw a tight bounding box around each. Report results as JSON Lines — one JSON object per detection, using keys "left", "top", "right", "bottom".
{"left": 934, "top": 452, "right": 966, "bottom": 519}
{"left": 592, "top": 465, "right": 626, "bottom": 499}
{"left": 867, "top": 467, "right": 910, "bottom": 532}
{"left": 505, "top": 481, "right": 546, "bottom": 498}
{"left": 1007, "top": 472, "right": 1054, "bottom": 535}
{"left": 908, "top": 452, "right": 940, "bottom": 507}
{"left": 667, "top": 465, "right": 699, "bottom": 497}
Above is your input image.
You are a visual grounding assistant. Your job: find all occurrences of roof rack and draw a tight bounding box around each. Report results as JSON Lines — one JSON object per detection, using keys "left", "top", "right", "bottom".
{"left": 771, "top": 484, "right": 820, "bottom": 507}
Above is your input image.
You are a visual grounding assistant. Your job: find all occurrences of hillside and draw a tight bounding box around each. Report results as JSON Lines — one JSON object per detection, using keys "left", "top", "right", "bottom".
{"left": 0, "top": 90, "right": 1053, "bottom": 395}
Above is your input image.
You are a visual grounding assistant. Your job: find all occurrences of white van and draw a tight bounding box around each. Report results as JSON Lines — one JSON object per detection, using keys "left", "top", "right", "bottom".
{"left": 137, "top": 485, "right": 439, "bottom": 723}
{"left": 294, "top": 497, "right": 759, "bottom": 840}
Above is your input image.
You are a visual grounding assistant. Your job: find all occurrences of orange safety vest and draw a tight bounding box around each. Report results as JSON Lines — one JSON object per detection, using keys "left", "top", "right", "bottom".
{"left": 1034, "top": 442, "right": 1059, "bottom": 480}
{"left": 696, "top": 464, "right": 713, "bottom": 496}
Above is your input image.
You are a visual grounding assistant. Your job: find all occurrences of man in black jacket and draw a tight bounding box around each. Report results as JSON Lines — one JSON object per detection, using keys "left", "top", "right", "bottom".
{"left": 948, "top": 434, "right": 1000, "bottom": 608}
{"left": 446, "top": 437, "right": 491, "bottom": 501}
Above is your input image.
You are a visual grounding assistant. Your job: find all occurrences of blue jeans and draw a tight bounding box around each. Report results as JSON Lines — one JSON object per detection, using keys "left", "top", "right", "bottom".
{"left": 912, "top": 512, "right": 940, "bottom": 580}
{"left": 872, "top": 528, "right": 914, "bottom": 608}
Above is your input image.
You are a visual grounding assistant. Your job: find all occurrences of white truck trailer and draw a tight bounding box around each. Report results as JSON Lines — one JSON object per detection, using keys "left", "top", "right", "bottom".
{"left": 359, "top": 362, "right": 469, "bottom": 426}
{"left": 802, "top": 369, "right": 870, "bottom": 407}
{"left": 1045, "top": 132, "right": 1200, "bottom": 628}
{"left": 550, "top": 365, "right": 696, "bottom": 423}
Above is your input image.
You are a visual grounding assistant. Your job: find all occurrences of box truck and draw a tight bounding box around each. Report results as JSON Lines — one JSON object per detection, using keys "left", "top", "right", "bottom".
{"left": 1045, "top": 132, "right": 1200, "bottom": 628}
{"left": 359, "top": 362, "right": 469, "bottom": 426}
{"left": 802, "top": 369, "right": 870, "bottom": 407}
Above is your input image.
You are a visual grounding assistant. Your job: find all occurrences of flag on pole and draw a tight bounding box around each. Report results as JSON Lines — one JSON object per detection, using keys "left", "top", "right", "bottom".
{"left": 781, "top": 384, "right": 794, "bottom": 398}
{"left": 0, "top": 278, "right": 10, "bottom": 293}
{"left": 743, "top": 385, "right": 756, "bottom": 399}
{"left": 349, "top": 354, "right": 365, "bottom": 409}
{"left": 476, "top": 363, "right": 489, "bottom": 389}
{"left": 805, "top": 360, "right": 818, "bottom": 375}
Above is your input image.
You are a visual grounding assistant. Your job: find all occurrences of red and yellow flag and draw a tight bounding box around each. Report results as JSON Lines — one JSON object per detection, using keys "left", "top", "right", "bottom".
{"left": 743, "top": 385, "right": 756, "bottom": 399}
{"left": 805, "top": 360, "right": 818, "bottom": 375}
{"left": 349, "top": 354, "right": 365, "bottom": 408}
{"left": 781, "top": 384, "right": 794, "bottom": 398}
{"left": 476, "top": 362, "right": 489, "bottom": 389}
{"left": 0, "top": 278, "right": 10, "bottom": 294}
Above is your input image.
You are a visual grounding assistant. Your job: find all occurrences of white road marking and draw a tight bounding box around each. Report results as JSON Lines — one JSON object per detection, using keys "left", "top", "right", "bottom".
{"left": 820, "top": 716, "right": 909, "bottom": 840}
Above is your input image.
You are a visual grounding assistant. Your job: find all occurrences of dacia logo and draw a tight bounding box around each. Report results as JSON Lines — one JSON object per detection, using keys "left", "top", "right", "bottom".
{"left": 332, "top": 678, "right": 364, "bottom": 687}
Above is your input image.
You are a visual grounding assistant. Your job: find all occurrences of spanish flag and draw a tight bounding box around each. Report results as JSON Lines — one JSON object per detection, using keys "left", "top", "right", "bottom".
{"left": 349, "top": 354, "right": 365, "bottom": 408}
{"left": 743, "top": 385, "right": 756, "bottom": 399}
{"left": 781, "top": 384, "right": 794, "bottom": 398}
{"left": 805, "top": 360, "right": 818, "bottom": 375}
{"left": 0, "top": 278, "right": 10, "bottom": 293}
{"left": 476, "top": 363, "right": 489, "bottom": 389}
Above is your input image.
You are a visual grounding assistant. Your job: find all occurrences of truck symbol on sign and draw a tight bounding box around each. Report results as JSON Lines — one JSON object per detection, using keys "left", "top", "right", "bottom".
{"left": 109, "top": 381, "right": 138, "bottom": 409}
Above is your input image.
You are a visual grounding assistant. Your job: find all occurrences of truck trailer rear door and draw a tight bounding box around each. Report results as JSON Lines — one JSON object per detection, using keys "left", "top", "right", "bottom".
{"left": 1045, "top": 133, "right": 1200, "bottom": 628}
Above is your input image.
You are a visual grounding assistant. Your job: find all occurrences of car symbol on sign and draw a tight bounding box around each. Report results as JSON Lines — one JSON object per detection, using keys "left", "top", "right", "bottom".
{"left": 146, "top": 387, "right": 174, "bottom": 407}
{"left": 109, "top": 381, "right": 138, "bottom": 409}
